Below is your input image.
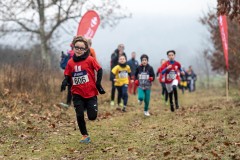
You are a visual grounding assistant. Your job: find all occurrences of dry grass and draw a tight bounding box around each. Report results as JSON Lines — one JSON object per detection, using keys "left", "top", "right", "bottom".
{"left": 0, "top": 79, "right": 240, "bottom": 160}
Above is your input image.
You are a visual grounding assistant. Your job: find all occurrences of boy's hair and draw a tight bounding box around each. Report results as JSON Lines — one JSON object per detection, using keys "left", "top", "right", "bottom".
{"left": 87, "top": 39, "right": 92, "bottom": 47}
{"left": 166, "top": 50, "right": 176, "bottom": 55}
{"left": 72, "top": 36, "right": 89, "bottom": 50}
{"left": 119, "top": 54, "right": 126, "bottom": 60}
{"left": 140, "top": 54, "right": 149, "bottom": 61}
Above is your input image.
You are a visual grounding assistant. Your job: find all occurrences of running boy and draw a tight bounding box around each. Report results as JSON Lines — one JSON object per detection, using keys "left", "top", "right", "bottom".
{"left": 156, "top": 59, "right": 168, "bottom": 105}
{"left": 135, "top": 54, "right": 155, "bottom": 116}
{"left": 111, "top": 55, "right": 132, "bottom": 112}
{"left": 61, "top": 36, "right": 105, "bottom": 144}
{"left": 161, "top": 50, "right": 184, "bottom": 112}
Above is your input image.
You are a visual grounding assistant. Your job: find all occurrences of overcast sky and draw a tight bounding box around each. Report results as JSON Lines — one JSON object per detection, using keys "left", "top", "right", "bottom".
{"left": 90, "top": 0, "right": 217, "bottom": 71}
{"left": 0, "top": 0, "right": 217, "bottom": 72}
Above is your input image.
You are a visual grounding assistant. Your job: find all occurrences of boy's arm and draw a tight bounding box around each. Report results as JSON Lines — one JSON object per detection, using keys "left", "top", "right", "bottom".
{"left": 134, "top": 67, "right": 139, "bottom": 86}
{"left": 161, "top": 63, "right": 168, "bottom": 74}
{"left": 127, "top": 66, "right": 134, "bottom": 82}
{"left": 150, "top": 66, "right": 155, "bottom": 81}
{"left": 111, "top": 66, "right": 118, "bottom": 75}
{"left": 111, "top": 66, "right": 118, "bottom": 81}
{"left": 61, "top": 63, "right": 71, "bottom": 92}
{"left": 135, "top": 67, "right": 139, "bottom": 80}
{"left": 96, "top": 68, "right": 103, "bottom": 85}
{"left": 96, "top": 68, "right": 106, "bottom": 94}
{"left": 178, "top": 63, "right": 185, "bottom": 75}
{"left": 156, "top": 68, "right": 158, "bottom": 77}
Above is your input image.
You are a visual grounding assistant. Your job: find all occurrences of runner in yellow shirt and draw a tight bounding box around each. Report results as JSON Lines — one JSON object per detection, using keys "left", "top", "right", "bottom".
{"left": 112, "top": 55, "right": 133, "bottom": 112}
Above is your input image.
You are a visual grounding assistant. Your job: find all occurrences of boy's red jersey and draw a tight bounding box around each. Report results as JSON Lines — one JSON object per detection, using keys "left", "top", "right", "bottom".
{"left": 64, "top": 56, "right": 101, "bottom": 98}
{"left": 161, "top": 60, "right": 181, "bottom": 84}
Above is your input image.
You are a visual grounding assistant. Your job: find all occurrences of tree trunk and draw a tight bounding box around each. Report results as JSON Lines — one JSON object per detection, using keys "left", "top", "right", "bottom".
{"left": 38, "top": 0, "right": 51, "bottom": 69}
{"left": 40, "top": 35, "right": 51, "bottom": 69}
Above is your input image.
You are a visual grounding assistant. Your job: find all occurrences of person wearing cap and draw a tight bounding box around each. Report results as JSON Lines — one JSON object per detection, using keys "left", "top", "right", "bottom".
{"left": 134, "top": 54, "right": 155, "bottom": 116}
{"left": 161, "top": 50, "right": 185, "bottom": 112}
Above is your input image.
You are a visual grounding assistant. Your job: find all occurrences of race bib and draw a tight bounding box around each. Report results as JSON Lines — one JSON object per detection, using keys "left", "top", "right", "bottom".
{"left": 139, "top": 72, "right": 149, "bottom": 80}
{"left": 118, "top": 71, "right": 128, "bottom": 78}
{"left": 167, "top": 70, "right": 176, "bottom": 80}
{"left": 72, "top": 70, "right": 89, "bottom": 85}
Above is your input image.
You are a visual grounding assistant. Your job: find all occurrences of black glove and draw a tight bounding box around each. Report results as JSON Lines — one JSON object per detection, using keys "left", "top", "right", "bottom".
{"left": 61, "top": 78, "right": 68, "bottom": 92}
{"left": 96, "top": 83, "right": 106, "bottom": 94}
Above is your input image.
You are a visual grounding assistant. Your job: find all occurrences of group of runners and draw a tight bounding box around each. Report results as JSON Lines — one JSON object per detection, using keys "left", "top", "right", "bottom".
{"left": 60, "top": 36, "right": 196, "bottom": 143}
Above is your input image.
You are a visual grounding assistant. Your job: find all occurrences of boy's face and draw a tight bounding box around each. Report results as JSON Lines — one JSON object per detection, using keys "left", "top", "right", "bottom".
{"left": 167, "top": 52, "right": 175, "bottom": 61}
{"left": 74, "top": 41, "right": 86, "bottom": 57}
{"left": 118, "top": 56, "right": 126, "bottom": 64}
{"left": 141, "top": 58, "right": 148, "bottom": 66}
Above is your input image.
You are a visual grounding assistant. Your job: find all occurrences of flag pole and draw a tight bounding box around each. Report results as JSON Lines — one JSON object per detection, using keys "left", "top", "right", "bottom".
{"left": 226, "top": 70, "right": 229, "bottom": 101}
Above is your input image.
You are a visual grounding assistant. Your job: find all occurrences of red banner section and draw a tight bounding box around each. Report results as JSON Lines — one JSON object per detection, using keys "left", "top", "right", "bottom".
{"left": 218, "top": 15, "right": 229, "bottom": 70}
{"left": 77, "top": 10, "right": 100, "bottom": 39}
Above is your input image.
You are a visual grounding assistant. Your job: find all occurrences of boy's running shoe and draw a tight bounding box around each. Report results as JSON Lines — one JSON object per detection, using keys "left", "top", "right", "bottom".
{"left": 80, "top": 135, "right": 91, "bottom": 144}
{"left": 119, "top": 102, "right": 123, "bottom": 107}
{"left": 144, "top": 111, "right": 150, "bottom": 116}
{"left": 122, "top": 107, "right": 126, "bottom": 112}
{"left": 138, "top": 100, "right": 142, "bottom": 105}
{"left": 176, "top": 104, "right": 179, "bottom": 109}
{"left": 110, "top": 101, "right": 114, "bottom": 106}
{"left": 59, "top": 102, "right": 70, "bottom": 108}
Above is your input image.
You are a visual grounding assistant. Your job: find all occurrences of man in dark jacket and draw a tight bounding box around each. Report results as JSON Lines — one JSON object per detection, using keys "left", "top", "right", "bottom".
{"left": 127, "top": 52, "right": 139, "bottom": 94}
{"left": 110, "top": 44, "right": 127, "bottom": 106}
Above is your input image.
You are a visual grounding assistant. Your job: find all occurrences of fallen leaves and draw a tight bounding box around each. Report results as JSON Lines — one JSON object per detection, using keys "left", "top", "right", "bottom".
{"left": 0, "top": 88, "right": 240, "bottom": 159}
{"left": 158, "top": 133, "right": 167, "bottom": 140}
{"left": 210, "top": 150, "right": 220, "bottom": 159}
{"left": 185, "top": 134, "right": 197, "bottom": 142}
{"left": 235, "top": 142, "right": 240, "bottom": 147}
{"left": 102, "top": 147, "right": 114, "bottom": 152}
{"left": 163, "top": 151, "right": 170, "bottom": 157}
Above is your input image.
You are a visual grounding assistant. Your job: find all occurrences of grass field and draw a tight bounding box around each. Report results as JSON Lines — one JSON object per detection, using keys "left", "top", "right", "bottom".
{"left": 0, "top": 82, "right": 240, "bottom": 160}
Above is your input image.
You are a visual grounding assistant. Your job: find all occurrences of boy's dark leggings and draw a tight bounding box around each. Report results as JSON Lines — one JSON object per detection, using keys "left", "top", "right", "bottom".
{"left": 116, "top": 85, "right": 128, "bottom": 106}
{"left": 161, "top": 82, "right": 168, "bottom": 102}
{"left": 73, "top": 94, "right": 98, "bottom": 136}
{"left": 169, "top": 85, "right": 178, "bottom": 105}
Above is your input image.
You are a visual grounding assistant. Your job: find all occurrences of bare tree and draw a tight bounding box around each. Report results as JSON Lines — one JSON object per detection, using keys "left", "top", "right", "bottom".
{"left": 200, "top": 10, "right": 240, "bottom": 84}
{"left": 217, "top": 0, "right": 240, "bottom": 23}
{"left": 195, "top": 47, "right": 212, "bottom": 89}
{"left": 0, "top": 0, "right": 131, "bottom": 68}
